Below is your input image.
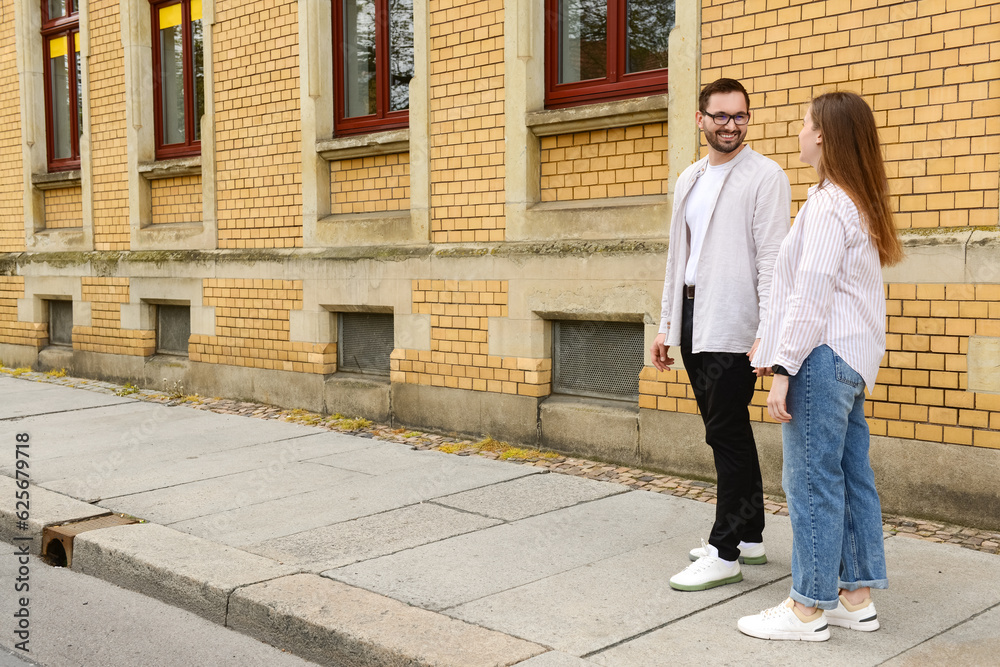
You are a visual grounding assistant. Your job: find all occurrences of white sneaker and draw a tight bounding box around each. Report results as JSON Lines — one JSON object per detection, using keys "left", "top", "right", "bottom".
{"left": 737, "top": 598, "right": 831, "bottom": 641}
{"left": 825, "top": 595, "right": 880, "bottom": 631}
{"left": 669, "top": 547, "right": 742, "bottom": 591}
{"left": 689, "top": 539, "right": 767, "bottom": 564}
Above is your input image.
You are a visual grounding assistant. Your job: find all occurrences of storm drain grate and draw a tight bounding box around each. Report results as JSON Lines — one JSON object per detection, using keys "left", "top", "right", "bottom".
{"left": 42, "top": 513, "right": 141, "bottom": 567}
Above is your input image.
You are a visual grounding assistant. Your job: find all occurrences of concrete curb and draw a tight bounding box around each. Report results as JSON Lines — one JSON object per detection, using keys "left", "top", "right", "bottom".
{"left": 1, "top": 481, "right": 548, "bottom": 666}
{"left": 228, "top": 574, "right": 547, "bottom": 667}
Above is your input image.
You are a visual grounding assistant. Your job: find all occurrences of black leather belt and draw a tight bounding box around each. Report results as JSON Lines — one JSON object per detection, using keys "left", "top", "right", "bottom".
{"left": 685, "top": 285, "right": 696, "bottom": 299}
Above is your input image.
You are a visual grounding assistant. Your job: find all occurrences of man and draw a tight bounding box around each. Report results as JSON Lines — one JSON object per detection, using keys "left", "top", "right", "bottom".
{"left": 651, "top": 78, "right": 791, "bottom": 591}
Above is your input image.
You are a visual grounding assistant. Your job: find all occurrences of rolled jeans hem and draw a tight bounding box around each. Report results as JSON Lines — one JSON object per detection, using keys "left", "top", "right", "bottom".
{"left": 838, "top": 578, "right": 889, "bottom": 591}
{"left": 789, "top": 589, "right": 839, "bottom": 611}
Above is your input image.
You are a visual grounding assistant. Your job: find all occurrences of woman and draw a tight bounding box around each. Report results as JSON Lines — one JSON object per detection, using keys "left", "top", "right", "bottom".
{"left": 739, "top": 91, "right": 903, "bottom": 641}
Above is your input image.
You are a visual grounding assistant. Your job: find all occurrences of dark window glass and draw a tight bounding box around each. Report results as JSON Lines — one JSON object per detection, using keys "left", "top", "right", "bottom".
{"left": 157, "top": 305, "right": 191, "bottom": 356}
{"left": 546, "top": 0, "right": 674, "bottom": 109}
{"left": 152, "top": 0, "right": 204, "bottom": 158}
{"left": 42, "top": 0, "right": 81, "bottom": 171}
{"left": 48, "top": 300, "right": 73, "bottom": 346}
{"left": 339, "top": 313, "right": 394, "bottom": 375}
{"left": 334, "top": 0, "right": 412, "bottom": 135}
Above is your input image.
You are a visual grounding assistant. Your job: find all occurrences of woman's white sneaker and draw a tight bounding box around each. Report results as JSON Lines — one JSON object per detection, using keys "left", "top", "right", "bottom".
{"left": 825, "top": 595, "right": 880, "bottom": 631}
{"left": 737, "top": 598, "right": 831, "bottom": 641}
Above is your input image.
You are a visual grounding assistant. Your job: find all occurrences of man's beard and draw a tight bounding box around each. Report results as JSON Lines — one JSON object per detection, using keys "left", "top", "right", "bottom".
{"left": 705, "top": 130, "right": 744, "bottom": 154}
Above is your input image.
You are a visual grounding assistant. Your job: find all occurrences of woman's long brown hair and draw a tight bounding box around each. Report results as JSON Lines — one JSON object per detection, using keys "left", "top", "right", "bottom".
{"left": 809, "top": 92, "right": 904, "bottom": 266}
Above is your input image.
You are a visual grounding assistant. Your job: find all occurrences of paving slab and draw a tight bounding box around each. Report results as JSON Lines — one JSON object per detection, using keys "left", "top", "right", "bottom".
{"left": 587, "top": 536, "right": 1000, "bottom": 666}
{"left": 447, "top": 508, "right": 795, "bottom": 655}
{"left": 326, "top": 491, "right": 700, "bottom": 612}
{"left": 433, "top": 472, "right": 629, "bottom": 521}
{"left": 98, "top": 461, "right": 371, "bottom": 524}
{"left": 880, "top": 603, "right": 1000, "bottom": 666}
{"left": 170, "top": 455, "right": 537, "bottom": 547}
{"left": 228, "top": 573, "right": 547, "bottom": 667}
{"left": 72, "top": 522, "right": 296, "bottom": 624}
{"left": 0, "top": 375, "right": 132, "bottom": 418}
{"left": 0, "top": 476, "right": 108, "bottom": 552}
{"left": 308, "top": 441, "right": 467, "bottom": 475}
{"left": 39, "top": 428, "right": 369, "bottom": 502}
{"left": 246, "top": 502, "right": 502, "bottom": 570}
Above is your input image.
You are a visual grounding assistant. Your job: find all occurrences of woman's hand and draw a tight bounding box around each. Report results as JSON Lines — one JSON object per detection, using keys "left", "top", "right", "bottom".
{"left": 767, "top": 374, "right": 792, "bottom": 422}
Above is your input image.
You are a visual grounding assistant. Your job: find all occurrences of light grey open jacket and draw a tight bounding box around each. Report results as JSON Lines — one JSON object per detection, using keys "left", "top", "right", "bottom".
{"left": 658, "top": 146, "right": 791, "bottom": 354}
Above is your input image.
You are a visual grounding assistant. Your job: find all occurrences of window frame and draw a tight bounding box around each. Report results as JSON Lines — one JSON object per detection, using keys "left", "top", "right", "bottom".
{"left": 150, "top": 0, "right": 203, "bottom": 160}
{"left": 331, "top": 0, "right": 410, "bottom": 136}
{"left": 155, "top": 303, "right": 191, "bottom": 356}
{"left": 544, "top": 0, "right": 671, "bottom": 109}
{"left": 41, "top": 0, "right": 82, "bottom": 172}
{"left": 46, "top": 299, "right": 74, "bottom": 347}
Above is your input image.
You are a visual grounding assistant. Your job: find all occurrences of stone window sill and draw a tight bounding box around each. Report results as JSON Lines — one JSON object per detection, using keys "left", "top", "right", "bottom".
{"left": 32, "top": 170, "right": 82, "bottom": 190}
{"left": 526, "top": 94, "right": 669, "bottom": 137}
{"left": 139, "top": 156, "right": 202, "bottom": 180}
{"left": 317, "top": 129, "right": 410, "bottom": 161}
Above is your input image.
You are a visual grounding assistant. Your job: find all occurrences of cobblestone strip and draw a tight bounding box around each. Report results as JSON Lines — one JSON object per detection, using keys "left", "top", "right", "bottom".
{"left": 4, "top": 366, "right": 998, "bottom": 556}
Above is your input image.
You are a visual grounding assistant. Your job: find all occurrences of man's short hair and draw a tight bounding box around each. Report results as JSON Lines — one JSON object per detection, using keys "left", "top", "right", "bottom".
{"left": 699, "top": 78, "right": 750, "bottom": 113}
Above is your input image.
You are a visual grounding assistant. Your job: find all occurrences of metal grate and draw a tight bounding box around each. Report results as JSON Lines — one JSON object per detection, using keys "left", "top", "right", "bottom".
{"left": 339, "top": 313, "right": 394, "bottom": 375}
{"left": 553, "top": 320, "right": 644, "bottom": 400}
{"left": 48, "top": 300, "right": 73, "bottom": 346}
{"left": 157, "top": 304, "right": 191, "bottom": 355}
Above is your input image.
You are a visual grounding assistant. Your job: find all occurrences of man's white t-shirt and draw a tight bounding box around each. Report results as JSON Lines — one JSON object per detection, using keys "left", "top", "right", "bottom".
{"left": 684, "top": 160, "right": 735, "bottom": 287}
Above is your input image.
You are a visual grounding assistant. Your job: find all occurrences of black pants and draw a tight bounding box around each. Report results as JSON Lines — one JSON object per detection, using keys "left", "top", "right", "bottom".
{"left": 680, "top": 295, "right": 765, "bottom": 562}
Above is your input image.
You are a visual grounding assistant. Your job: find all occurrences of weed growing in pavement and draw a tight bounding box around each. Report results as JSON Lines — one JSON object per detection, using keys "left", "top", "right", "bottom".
{"left": 337, "top": 416, "right": 373, "bottom": 431}
{"left": 44, "top": 368, "right": 67, "bottom": 378}
{"left": 500, "top": 447, "right": 559, "bottom": 461}
{"left": 115, "top": 382, "right": 140, "bottom": 396}
{"left": 163, "top": 378, "right": 185, "bottom": 399}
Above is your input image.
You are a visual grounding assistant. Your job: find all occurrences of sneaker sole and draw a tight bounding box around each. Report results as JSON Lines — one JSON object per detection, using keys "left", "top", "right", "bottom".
{"left": 737, "top": 622, "right": 831, "bottom": 642}
{"left": 827, "top": 616, "right": 879, "bottom": 632}
{"left": 669, "top": 571, "right": 743, "bottom": 591}
{"left": 688, "top": 553, "right": 768, "bottom": 565}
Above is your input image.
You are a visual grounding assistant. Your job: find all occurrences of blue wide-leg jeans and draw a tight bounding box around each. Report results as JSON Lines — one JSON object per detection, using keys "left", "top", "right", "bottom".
{"left": 782, "top": 345, "right": 888, "bottom": 610}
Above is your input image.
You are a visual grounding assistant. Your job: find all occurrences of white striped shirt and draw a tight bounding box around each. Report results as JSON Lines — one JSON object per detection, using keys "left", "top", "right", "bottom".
{"left": 752, "top": 182, "right": 885, "bottom": 391}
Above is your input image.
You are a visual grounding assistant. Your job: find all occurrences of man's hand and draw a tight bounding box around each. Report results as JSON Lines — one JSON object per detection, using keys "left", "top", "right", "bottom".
{"left": 650, "top": 332, "right": 675, "bottom": 371}
{"left": 748, "top": 338, "right": 772, "bottom": 377}
{"left": 767, "top": 374, "right": 792, "bottom": 422}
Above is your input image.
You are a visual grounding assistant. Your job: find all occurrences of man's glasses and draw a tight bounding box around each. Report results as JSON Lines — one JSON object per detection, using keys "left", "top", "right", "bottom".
{"left": 703, "top": 112, "right": 750, "bottom": 126}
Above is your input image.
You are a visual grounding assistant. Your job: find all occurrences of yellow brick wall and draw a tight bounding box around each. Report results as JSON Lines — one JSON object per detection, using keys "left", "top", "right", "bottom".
{"left": 428, "top": 0, "right": 505, "bottom": 243}
{"left": 190, "top": 279, "right": 334, "bottom": 372}
{"left": 702, "top": 0, "right": 1000, "bottom": 227}
{"left": 151, "top": 176, "right": 203, "bottom": 224}
{"left": 640, "top": 283, "right": 1000, "bottom": 450}
{"left": 391, "top": 280, "right": 551, "bottom": 396}
{"left": 89, "top": 0, "right": 130, "bottom": 249}
{"left": 44, "top": 187, "right": 84, "bottom": 229}
{"left": 540, "top": 123, "right": 669, "bottom": 202}
{"left": 214, "top": 0, "right": 302, "bottom": 248}
{"left": 0, "top": 0, "right": 24, "bottom": 252}
{"left": 74, "top": 278, "right": 156, "bottom": 355}
{"left": 331, "top": 153, "right": 410, "bottom": 215}
{"left": 0, "top": 277, "right": 47, "bottom": 348}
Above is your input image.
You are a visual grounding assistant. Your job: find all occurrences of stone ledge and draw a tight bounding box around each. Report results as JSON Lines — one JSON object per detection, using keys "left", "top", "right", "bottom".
{"left": 138, "top": 156, "right": 202, "bottom": 180}
{"left": 526, "top": 94, "right": 669, "bottom": 137}
{"left": 32, "top": 170, "right": 82, "bottom": 191}
{"left": 317, "top": 129, "right": 410, "bottom": 161}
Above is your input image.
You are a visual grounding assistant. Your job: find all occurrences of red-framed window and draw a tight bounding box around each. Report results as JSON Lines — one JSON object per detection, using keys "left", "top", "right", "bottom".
{"left": 545, "top": 0, "right": 673, "bottom": 109}
{"left": 333, "top": 0, "right": 413, "bottom": 136}
{"left": 151, "top": 0, "right": 204, "bottom": 159}
{"left": 42, "top": 0, "right": 82, "bottom": 172}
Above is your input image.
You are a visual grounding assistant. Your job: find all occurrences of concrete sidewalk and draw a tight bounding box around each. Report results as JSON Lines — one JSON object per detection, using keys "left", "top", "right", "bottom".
{"left": 1, "top": 374, "right": 998, "bottom": 666}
